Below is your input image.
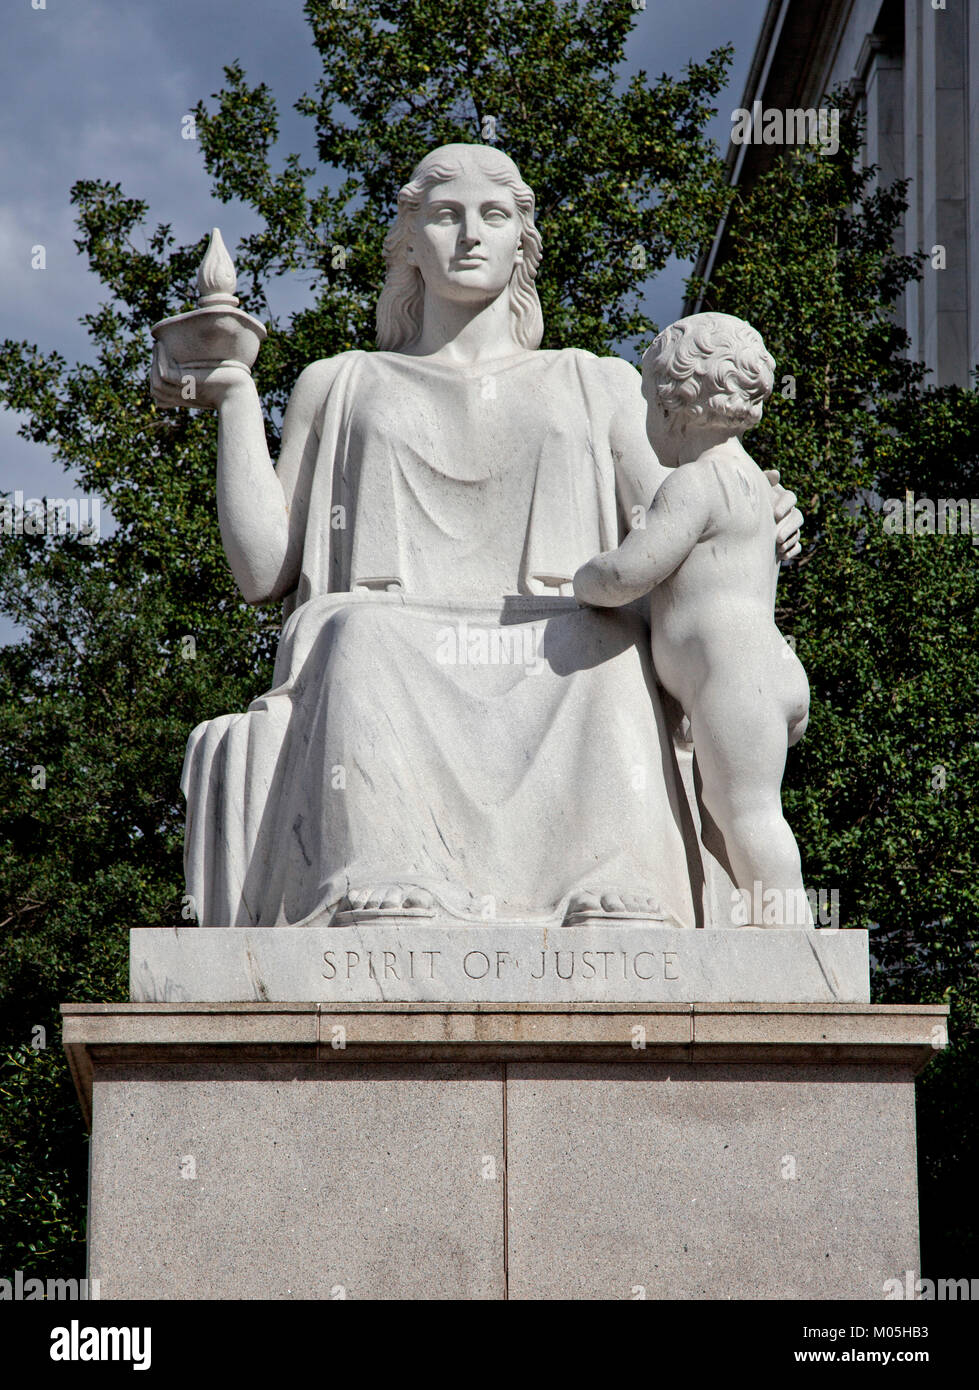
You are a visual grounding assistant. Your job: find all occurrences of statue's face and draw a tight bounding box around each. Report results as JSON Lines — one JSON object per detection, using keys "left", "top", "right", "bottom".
{"left": 407, "top": 168, "right": 524, "bottom": 304}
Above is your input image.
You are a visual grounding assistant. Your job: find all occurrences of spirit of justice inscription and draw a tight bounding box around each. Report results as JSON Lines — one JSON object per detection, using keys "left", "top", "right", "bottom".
{"left": 323, "top": 947, "right": 682, "bottom": 984}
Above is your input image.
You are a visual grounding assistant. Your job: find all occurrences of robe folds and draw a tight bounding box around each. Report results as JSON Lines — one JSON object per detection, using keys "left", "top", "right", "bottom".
{"left": 182, "top": 348, "right": 701, "bottom": 927}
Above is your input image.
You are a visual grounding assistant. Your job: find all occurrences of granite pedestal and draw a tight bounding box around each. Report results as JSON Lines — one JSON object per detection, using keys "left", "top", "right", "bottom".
{"left": 63, "top": 997, "right": 946, "bottom": 1300}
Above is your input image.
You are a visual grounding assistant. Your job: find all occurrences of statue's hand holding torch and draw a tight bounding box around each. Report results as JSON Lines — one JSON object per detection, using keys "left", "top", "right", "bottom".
{"left": 150, "top": 228, "right": 266, "bottom": 412}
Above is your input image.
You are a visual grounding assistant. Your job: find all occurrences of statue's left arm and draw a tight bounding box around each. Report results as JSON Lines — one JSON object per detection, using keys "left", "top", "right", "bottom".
{"left": 601, "top": 357, "right": 670, "bottom": 534}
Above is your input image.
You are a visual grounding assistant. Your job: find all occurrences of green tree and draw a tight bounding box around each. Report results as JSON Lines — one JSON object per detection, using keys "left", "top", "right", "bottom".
{"left": 690, "top": 103, "right": 979, "bottom": 1270}
{"left": 0, "top": 0, "right": 732, "bottom": 1273}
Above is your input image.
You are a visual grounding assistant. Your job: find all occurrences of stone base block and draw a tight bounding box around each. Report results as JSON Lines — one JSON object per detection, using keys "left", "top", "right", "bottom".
{"left": 63, "top": 1001, "right": 944, "bottom": 1300}
{"left": 130, "top": 925, "right": 870, "bottom": 1004}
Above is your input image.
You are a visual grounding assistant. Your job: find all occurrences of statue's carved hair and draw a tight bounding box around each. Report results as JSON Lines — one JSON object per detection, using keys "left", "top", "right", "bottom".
{"left": 376, "top": 144, "right": 544, "bottom": 351}
{"left": 643, "top": 312, "right": 775, "bottom": 432}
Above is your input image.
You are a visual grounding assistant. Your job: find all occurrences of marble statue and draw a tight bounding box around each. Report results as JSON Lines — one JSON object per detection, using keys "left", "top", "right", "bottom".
{"left": 574, "top": 313, "right": 811, "bottom": 927}
{"left": 150, "top": 144, "right": 804, "bottom": 932}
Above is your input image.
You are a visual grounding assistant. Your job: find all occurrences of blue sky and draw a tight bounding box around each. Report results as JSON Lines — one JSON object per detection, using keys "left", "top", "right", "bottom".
{"left": 0, "top": 0, "right": 766, "bottom": 642}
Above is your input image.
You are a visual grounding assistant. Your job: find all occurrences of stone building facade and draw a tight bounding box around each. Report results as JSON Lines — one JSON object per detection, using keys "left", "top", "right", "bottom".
{"left": 692, "top": 0, "right": 977, "bottom": 387}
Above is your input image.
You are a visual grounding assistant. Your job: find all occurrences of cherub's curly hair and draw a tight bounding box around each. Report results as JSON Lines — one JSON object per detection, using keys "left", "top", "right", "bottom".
{"left": 643, "top": 312, "right": 775, "bottom": 431}
{"left": 376, "top": 144, "right": 544, "bottom": 351}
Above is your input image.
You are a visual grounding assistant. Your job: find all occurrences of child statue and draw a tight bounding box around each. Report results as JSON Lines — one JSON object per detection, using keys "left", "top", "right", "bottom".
{"left": 574, "top": 313, "right": 811, "bottom": 927}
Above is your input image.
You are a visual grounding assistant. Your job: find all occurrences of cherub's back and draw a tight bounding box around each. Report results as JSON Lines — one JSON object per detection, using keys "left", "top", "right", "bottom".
{"left": 648, "top": 446, "right": 783, "bottom": 703}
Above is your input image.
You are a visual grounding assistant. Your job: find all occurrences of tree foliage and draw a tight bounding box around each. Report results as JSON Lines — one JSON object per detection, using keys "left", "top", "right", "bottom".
{"left": 1, "top": 4, "right": 975, "bottom": 1275}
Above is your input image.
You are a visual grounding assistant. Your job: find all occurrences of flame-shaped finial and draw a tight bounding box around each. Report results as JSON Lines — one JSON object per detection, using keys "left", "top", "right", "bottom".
{"left": 196, "top": 228, "right": 239, "bottom": 307}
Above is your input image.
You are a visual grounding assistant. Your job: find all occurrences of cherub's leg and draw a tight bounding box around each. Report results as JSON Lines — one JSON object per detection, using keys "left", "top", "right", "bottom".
{"left": 690, "top": 688, "right": 811, "bottom": 928}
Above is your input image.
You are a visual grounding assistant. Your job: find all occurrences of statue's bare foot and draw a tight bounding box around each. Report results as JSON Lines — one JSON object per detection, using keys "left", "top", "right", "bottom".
{"left": 563, "top": 890, "right": 666, "bottom": 926}
{"left": 334, "top": 885, "right": 436, "bottom": 922}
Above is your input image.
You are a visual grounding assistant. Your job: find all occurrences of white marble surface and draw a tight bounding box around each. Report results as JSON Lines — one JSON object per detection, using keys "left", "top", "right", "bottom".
{"left": 575, "top": 313, "right": 810, "bottom": 926}
{"left": 150, "top": 146, "right": 807, "bottom": 953}
{"left": 130, "top": 926, "right": 870, "bottom": 1004}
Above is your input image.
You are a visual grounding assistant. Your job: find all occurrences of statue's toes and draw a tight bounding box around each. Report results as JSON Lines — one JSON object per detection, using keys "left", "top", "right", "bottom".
{"left": 342, "top": 884, "right": 436, "bottom": 915}
{"left": 564, "top": 888, "right": 664, "bottom": 923}
{"left": 628, "top": 893, "right": 661, "bottom": 916}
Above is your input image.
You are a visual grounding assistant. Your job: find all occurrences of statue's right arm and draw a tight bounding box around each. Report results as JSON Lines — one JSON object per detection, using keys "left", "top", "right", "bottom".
{"left": 216, "top": 358, "right": 344, "bottom": 604}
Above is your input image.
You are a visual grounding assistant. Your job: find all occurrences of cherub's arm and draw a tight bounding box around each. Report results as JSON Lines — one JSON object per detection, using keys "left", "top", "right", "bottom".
{"left": 574, "top": 467, "right": 711, "bottom": 607}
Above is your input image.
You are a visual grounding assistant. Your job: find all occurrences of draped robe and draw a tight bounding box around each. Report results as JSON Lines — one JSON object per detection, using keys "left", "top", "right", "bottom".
{"left": 182, "top": 347, "right": 705, "bottom": 928}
